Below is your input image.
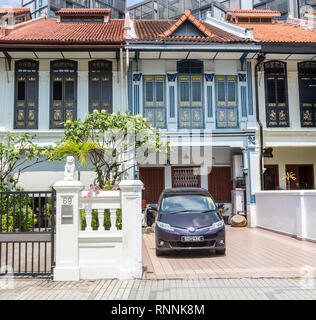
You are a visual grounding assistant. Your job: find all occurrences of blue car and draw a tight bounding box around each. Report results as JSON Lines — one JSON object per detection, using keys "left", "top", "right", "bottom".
{"left": 151, "top": 188, "right": 226, "bottom": 257}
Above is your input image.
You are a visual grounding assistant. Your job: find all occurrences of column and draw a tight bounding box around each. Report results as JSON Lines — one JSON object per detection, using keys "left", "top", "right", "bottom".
{"left": 119, "top": 180, "right": 143, "bottom": 279}
{"left": 53, "top": 180, "right": 84, "bottom": 281}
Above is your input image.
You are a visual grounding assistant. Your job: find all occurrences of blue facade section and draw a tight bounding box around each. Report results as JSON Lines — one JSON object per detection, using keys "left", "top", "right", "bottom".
{"left": 169, "top": 86, "right": 175, "bottom": 118}
{"left": 247, "top": 61, "right": 254, "bottom": 116}
{"left": 241, "top": 86, "right": 247, "bottom": 118}
{"left": 207, "top": 85, "right": 213, "bottom": 117}
{"left": 134, "top": 84, "right": 139, "bottom": 115}
{"left": 128, "top": 62, "right": 133, "bottom": 113}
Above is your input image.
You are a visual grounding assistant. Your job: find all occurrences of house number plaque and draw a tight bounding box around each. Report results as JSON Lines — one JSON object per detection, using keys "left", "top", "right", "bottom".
{"left": 61, "top": 196, "right": 73, "bottom": 224}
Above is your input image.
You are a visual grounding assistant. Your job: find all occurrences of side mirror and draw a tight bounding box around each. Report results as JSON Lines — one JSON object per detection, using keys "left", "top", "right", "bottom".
{"left": 148, "top": 204, "right": 158, "bottom": 211}
{"left": 217, "top": 203, "right": 224, "bottom": 209}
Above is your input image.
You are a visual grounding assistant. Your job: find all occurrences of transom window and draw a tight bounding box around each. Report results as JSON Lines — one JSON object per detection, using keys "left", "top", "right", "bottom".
{"left": 215, "top": 75, "right": 238, "bottom": 128}
{"left": 177, "top": 60, "right": 204, "bottom": 129}
{"left": 50, "top": 60, "right": 77, "bottom": 128}
{"left": 14, "top": 59, "right": 39, "bottom": 129}
{"left": 264, "top": 61, "right": 289, "bottom": 127}
{"left": 298, "top": 61, "right": 316, "bottom": 127}
{"left": 143, "top": 75, "right": 166, "bottom": 128}
{"left": 89, "top": 60, "right": 112, "bottom": 114}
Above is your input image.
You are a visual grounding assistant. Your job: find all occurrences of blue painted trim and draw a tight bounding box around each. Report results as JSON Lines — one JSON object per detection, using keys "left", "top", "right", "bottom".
{"left": 128, "top": 61, "right": 133, "bottom": 113}
{"left": 207, "top": 85, "right": 213, "bottom": 118}
{"left": 134, "top": 84, "right": 139, "bottom": 115}
{"left": 241, "top": 86, "right": 247, "bottom": 118}
{"left": 169, "top": 86, "right": 175, "bottom": 118}
{"left": 247, "top": 148, "right": 256, "bottom": 204}
{"left": 247, "top": 61, "right": 254, "bottom": 116}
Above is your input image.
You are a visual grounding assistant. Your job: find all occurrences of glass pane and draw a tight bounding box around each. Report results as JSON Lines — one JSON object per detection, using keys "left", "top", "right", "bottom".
{"left": 53, "top": 80, "right": 62, "bottom": 100}
{"left": 277, "top": 78, "right": 286, "bottom": 104}
{"left": 227, "top": 79, "right": 236, "bottom": 103}
{"left": 91, "top": 79, "right": 100, "bottom": 102}
{"left": 155, "top": 80, "right": 164, "bottom": 103}
{"left": 192, "top": 79, "right": 201, "bottom": 102}
{"left": 17, "top": 80, "right": 25, "bottom": 100}
{"left": 28, "top": 79, "right": 36, "bottom": 102}
{"left": 145, "top": 77, "right": 154, "bottom": 105}
{"left": 217, "top": 78, "right": 225, "bottom": 105}
{"left": 180, "top": 81, "right": 190, "bottom": 102}
{"left": 267, "top": 78, "right": 276, "bottom": 104}
{"left": 101, "top": 79, "right": 111, "bottom": 111}
{"left": 65, "top": 78, "right": 75, "bottom": 100}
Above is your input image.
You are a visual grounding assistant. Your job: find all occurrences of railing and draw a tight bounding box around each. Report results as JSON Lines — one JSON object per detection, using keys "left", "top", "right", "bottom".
{"left": 0, "top": 191, "right": 55, "bottom": 276}
{"left": 80, "top": 190, "right": 121, "bottom": 232}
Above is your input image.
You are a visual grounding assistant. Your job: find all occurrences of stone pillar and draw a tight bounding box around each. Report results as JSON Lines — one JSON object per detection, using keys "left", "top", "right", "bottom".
{"left": 53, "top": 180, "right": 84, "bottom": 281}
{"left": 119, "top": 180, "right": 144, "bottom": 279}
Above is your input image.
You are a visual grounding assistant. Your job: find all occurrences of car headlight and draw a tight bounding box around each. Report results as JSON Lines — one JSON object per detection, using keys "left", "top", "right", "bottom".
{"left": 156, "top": 221, "right": 174, "bottom": 232}
{"left": 209, "top": 220, "right": 224, "bottom": 231}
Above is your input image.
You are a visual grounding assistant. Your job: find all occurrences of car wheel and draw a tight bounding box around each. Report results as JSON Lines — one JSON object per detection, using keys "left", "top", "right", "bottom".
{"left": 156, "top": 248, "right": 163, "bottom": 257}
{"left": 216, "top": 248, "right": 226, "bottom": 255}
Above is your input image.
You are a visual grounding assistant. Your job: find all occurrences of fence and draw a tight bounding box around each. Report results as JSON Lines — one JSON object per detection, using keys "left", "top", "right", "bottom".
{"left": 53, "top": 179, "right": 143, "bottom": 281}
{"left": 255, "top": 190, "right": 316, "bottom": 242}
{"left": 0, "top": 191, "right": 55, "bottom": 276}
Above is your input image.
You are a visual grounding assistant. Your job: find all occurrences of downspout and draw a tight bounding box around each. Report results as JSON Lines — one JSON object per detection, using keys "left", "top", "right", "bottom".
{"left": 254, "top": 54, "right": 265, "bottom": 190}
{"left": 120, "top": 47, "right": 124, "bottom": 109}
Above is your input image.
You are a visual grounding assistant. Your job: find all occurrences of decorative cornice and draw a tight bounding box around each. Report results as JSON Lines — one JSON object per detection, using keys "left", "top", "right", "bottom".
{"left": 205, "top": 73, "right": 215, "bottom": 81}
{"left": 167, "top": 73, "right": 177, "bottom": 82}
{"left": 133, "top": 73, "right": 142, "bottom": 82}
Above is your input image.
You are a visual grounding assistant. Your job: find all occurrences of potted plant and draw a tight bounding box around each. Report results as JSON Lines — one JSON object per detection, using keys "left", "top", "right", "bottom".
{"left": 282, "top": 171, "right": 297, "bottom": 190}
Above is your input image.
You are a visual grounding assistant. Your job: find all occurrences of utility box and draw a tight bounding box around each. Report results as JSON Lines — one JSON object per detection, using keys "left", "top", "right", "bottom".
{"left": 232, "top": 188, "right": 245, "bottom": 215}
{"left": 232, "top": 154, "right": 243, "bottom": 180}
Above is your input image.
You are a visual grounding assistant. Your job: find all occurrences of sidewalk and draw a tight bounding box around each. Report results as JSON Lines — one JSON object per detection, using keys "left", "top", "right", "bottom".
{"left": 1, "top": 278, "right": 316, "bottom": 300}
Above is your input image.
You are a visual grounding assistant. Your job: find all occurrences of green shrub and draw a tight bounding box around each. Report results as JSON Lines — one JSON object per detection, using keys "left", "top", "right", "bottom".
{"left": 81, "top": 209, "right": 122, "bottom": 231}
{"left": 1, "top": 215, "right": 13, "bottom": 232}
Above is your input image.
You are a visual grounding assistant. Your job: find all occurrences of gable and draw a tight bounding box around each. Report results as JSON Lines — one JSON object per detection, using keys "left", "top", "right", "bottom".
{"left": 171, "top": 19, "right": 206, "bottom": 37}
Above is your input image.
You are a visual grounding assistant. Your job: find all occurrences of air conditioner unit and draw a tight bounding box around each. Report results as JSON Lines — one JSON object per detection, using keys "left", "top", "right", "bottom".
{"left": 232, "top": 154, "right": 243, "bottom": 180}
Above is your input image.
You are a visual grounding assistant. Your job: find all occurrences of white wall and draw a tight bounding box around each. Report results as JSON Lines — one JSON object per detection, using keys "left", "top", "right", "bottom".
{"left": 255, "top": 190, "right": 316, "bottom": 241}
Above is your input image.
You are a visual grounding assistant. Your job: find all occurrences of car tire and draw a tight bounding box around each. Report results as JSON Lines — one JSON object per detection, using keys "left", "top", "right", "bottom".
{"left": 216, "top": 248, "right": 226, "bottom": 255}
{"left": 156, "top": 248, "right": 163, "bottom": 257}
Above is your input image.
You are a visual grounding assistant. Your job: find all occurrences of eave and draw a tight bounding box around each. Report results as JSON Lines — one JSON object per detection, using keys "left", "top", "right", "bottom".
{"left": 261, "top": 42, "right": 316, "bottom": 54}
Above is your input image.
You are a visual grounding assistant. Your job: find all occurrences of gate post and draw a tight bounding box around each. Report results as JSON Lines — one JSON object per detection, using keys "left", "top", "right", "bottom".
{"left": 119, "top": 180, "right": 144, "bottom": 279}
{"left": 53, "top": 179, "right": 84, "bottom": 281}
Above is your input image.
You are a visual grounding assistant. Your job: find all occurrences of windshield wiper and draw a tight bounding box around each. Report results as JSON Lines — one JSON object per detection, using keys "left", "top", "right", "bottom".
{"left": 200, "top": 209, "right": 216, "bottom": 213}
{"left": 168, "top": 209, "right": 197, "bottom": 214}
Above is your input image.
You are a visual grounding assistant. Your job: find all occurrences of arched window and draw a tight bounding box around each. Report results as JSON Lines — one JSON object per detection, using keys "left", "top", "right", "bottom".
{"left": 89, "top": 60, "right": 112, "bottom": 113}
{"left": 264, "top": 61, "right": 289, "bottom": 127}
{"left": 298, "top": 61, "right": 316, "bottom": 127}
{"left": 14, "top": 59, "right": 39, "bottom": 129}
{"left": 50, "top": 60, "right": 77, "bottom": 128}
{"left": 177, "top": 60, "right": 204, "bottom": 128}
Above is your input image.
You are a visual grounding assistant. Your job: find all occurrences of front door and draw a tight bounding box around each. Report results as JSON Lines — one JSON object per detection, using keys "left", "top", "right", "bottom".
{"left": 139, "top": 167, "right": 165, "bottom": 203}
{"left": 208, "top": 167, "right": 232, "bottom": 203}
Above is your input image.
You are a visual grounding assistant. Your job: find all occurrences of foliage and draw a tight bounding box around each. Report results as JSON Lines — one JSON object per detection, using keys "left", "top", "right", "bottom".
{"left": 57, "top": 111, "right": 168, "bottom": 188}
{"left": 0, "top": 192, "right": 38, "bottom": 231}
{"left": 0, "top": 133, "right": 58, "bottom": 191}
{"left": 282, "top": 171, "right": 297, "bottom": 190}
{"left": 81, "top": 209, "right": 122, "bottom": 230}
{"left": 52, "top": 140, "right": 103, "bottom": 180}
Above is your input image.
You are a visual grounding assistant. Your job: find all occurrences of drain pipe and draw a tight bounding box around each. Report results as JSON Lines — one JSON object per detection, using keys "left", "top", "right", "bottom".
{"left": 254, "top": 54, "right": 265, "bottom": 190}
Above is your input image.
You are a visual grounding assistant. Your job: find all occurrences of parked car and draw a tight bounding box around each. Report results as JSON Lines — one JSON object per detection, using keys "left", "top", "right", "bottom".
{"left": 150, "top": 188, "right": 226, "bottom": 256}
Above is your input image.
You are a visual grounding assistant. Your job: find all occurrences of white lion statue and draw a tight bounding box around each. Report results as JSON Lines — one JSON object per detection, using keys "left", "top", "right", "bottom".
{"left": 64, "top": 156, "right": 76, "bottom": 181}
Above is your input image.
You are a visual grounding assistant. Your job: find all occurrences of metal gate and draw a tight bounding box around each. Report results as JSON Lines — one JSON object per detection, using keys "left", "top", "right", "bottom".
{"left": 0, "top": 191, "right": 55, "bottom": 276}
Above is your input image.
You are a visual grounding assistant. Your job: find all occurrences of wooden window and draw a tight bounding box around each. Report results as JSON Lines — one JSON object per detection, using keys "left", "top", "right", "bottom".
{"left": 172, "top": 167, "right": 201, "bottom": 188}
{"left": 89, "top": 60, "right": 112, "bottom": 114}
{"left": 264, "top": 61, "right": 289, "bottom": 127}
{"left": 143, "top": 75, "right": 166, "bottom": 128}
{"left": 215, "top": 75, "right": 238, "bottom": 128}
{"left": 14, "top": 59, "right": 39, "bottom": 129}
{"left": 298, "top": 61, "right": 316, "bottom": 127}
{"left": 50, "top": 60, "right": 77, "bottom": 129}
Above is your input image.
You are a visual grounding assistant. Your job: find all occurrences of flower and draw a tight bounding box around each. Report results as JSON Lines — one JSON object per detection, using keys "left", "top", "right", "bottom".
{"left": 101, "top": 109, "right": 106, "bottom": 114}
{"left": 66, "top": 119, "right": 72, "bottom": 125}
{"left": 93, "top": 109, "right": 99, "bottom": 114}
{"left": 13, "top": 148, "right": 19, "bottom": 154}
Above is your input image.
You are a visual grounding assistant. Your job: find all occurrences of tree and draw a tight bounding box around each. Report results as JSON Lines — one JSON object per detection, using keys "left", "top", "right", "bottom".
{"left": 53, "top": 140, "right": 103, "bottom": 180}
{"left": 0, "top": 133, "right": 54, "bottom": 191}
{"left": 58, "top": 111, "right": 168, "bottom": 188}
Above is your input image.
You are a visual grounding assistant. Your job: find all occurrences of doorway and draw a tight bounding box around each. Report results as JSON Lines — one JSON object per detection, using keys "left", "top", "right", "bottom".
{"left": 264, "top": 165, "right": 279, "bottom": 190}
{"left": 285, "top": 164, "right": 314, "bottom": 189}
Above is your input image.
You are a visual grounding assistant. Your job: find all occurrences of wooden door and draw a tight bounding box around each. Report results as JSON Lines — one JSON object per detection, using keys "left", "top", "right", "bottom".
{"left": 139, "top": 167, "right": 165, "bottom": 203}
{"left": 264, "top": 165, "right": 279, "bottom": 190}
{"left": 172, "top": 167, "right": 201, "bottom": 188}
{"left": 208, "top": 167, "right": 232, "bottom": 203}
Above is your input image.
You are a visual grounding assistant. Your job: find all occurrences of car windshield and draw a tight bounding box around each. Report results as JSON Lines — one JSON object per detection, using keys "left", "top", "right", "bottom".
{"left": 161, "top": 194, "right": 217, "bottom": 213}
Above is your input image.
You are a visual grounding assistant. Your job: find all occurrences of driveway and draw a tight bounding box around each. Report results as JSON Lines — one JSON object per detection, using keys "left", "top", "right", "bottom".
{"left": 142, "top": 226, "right": 316, "bottom": 279}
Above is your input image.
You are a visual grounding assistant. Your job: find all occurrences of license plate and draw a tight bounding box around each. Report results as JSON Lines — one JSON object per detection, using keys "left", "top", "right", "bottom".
{"left": 181, "top": 236, "right": 204, "bottom": 242}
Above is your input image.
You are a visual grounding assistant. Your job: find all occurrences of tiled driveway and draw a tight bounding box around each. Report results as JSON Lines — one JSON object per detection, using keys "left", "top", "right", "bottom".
{"left": 142, "top": 227, "right": 316, "bottom": 279}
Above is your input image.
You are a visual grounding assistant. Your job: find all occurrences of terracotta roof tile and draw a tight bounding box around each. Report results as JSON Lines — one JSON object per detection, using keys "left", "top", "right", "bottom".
{"left": 232, "top": 21, "right": 316, "bottom": 43}
{"left": 134, "top": 18, "right": 253, "bottom": 43}
{"left": 0, "top": 17, "right": 124, "bottom": 45}
{"left": 55, "top": 8, "right": 111, "bottom": 16}
{"left": 0, "top": 7, "right": 30, "bottom": 15}
{"left": 227, "top": 9, "right": 281, "bottom": 15}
